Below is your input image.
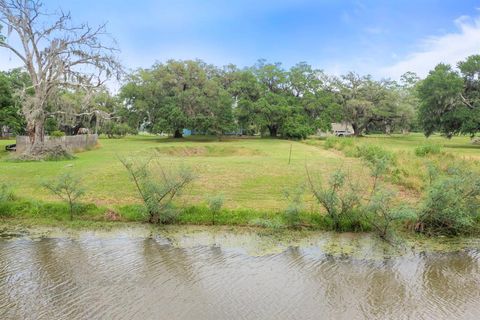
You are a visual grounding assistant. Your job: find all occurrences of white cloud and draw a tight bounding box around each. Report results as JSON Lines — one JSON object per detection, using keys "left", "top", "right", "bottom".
{"left": 381, "top": 15, "right": 480, "bottom": 79}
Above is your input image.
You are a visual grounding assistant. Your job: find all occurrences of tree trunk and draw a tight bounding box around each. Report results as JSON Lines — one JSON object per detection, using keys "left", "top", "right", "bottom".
{"left": 352, "top": 123, "right": 361, "bottom": 137}
{"left": 28, "top": 119, "right": 46, "bottom": 154}
{"left": 174, "top": 128, "right": 183, "bottom": 138}
{"left": 268, "top": 125, "right": 278, "bottom": 137}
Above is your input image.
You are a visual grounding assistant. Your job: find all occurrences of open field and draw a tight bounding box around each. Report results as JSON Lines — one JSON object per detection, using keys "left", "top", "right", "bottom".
{"left": 0, "top": 135, "right": 364, "bottom": 211}
{"left": 1, "top": 133, "right": 479, "bottom": 214}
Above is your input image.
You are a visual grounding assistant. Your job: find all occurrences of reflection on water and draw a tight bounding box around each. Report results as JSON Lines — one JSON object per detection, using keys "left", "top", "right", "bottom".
{"left": 0, "top": 230, "right": 479, "bottom": 320}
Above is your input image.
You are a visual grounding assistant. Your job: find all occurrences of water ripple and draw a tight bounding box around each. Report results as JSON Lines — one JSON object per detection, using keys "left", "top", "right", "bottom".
{"left": 0, "top": 239, "right": 479, "bottom": 319}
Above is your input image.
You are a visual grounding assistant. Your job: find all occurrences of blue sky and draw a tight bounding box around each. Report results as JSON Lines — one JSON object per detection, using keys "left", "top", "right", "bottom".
{"left": 2, "top": 0, "right": 480, "bottom": 79}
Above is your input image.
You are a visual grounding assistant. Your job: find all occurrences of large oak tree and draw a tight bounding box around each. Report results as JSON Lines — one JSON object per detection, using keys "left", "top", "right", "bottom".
{"left": 0, "top": 0, "right": 121, "bottom": 155}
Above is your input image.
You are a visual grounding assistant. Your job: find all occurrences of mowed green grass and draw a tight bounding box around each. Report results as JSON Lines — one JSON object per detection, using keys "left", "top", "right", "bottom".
{"left": 0, "top": 135, "right": 365, "bottom": 210}
{"left": 0, "top": 133, "right": 478, "bottom": 211}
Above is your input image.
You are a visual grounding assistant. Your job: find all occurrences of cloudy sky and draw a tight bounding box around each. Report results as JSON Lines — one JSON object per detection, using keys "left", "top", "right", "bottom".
{"left": 1, "top": 0, "right": 480, "bottom": 79}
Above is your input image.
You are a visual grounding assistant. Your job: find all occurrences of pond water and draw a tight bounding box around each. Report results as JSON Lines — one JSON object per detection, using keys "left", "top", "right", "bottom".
{"left": 0, "top": 227, "right": 479, "bottom": 320}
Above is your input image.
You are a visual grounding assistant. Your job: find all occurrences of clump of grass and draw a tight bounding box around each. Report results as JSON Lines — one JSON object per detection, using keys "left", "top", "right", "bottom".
{"left": 0, "top": 197, "right": 103, "bottom": 220}
{"left": 415, "top": 143, "right": 442, "bottom": 157}
{"left": 324, "top": 136, "right": 355, "bottom": 151}
{"left": 117, "top": 204, "right": 145, "bottom": 221}
{"left": 323, "top": 137, "right": 337, "bottom": 149}
{"left": 0, "top": 184, "right": 15, "bottom": 202}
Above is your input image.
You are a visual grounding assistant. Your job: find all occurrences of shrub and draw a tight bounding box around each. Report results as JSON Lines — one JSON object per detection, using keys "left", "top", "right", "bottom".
{"left": 306, "top": 155, "right": 413, "bottom": 238}
{"left": 306, "top": 168, "right": 363, "bottom": 231}
{"left": 355, "top": 144, "right": 396, "bottom": 165}
{"left": 120, "top": 157, "right": 195, "bottom": 224}
{"left": 283, "top": 186, "right": 304, "bottom": 228}
{"left": 42, "top": 173, "right": 85, "bottom": 220}
{"left": 416, "top": 165, "right": 480, "bottom": 235}
{"left": 365, "top": 189, "right": 416, "bottom": 239}
{"left": 415, "top": 143, "right": 442, "bottom": 157}
{"left": 207, "top": 194, "right": 224, "bottom": 225}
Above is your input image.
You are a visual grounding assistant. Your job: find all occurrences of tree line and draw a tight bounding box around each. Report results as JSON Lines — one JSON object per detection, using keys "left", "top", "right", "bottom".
{"left": 118, "top": 59, "right": 420, "bottom": 139}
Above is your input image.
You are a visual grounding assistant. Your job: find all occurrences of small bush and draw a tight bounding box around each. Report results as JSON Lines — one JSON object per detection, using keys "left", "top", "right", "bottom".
{"left": 207, "top": 194, "right": 225, "bottom": 225}
{"left": 415, "top": 143, "right": 441, "bottom": 157}
{"left": 42, "top": 173, "right": 85, "bottom": 220}
{"left": 355, "top": 144, "right": 396, "bottom": 165}
{"left": 365, "top": 189, "right": 416, "bottom": 239}
{"left": 283, "top": 186, "right": 304, "bottom": 228}
{"left": 120, "top": 157, "right": 195, "bottom": 224}
{"left": 306, "top": 168, "right": 363, "bottom": 231}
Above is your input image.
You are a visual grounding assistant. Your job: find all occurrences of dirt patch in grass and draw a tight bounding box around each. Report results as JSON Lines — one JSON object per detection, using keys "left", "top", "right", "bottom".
{"left": 155, "top": 145, "right": 264, "bottom": 157}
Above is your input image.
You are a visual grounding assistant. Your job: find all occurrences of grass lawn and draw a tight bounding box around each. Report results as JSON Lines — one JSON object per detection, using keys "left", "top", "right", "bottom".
{"left": 0, "top": 133, "right": 478, "bottom": 213}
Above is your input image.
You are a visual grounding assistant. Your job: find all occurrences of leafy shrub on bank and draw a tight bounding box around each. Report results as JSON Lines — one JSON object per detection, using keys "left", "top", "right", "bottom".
{"left": 42, "top": 173, "right": 85, "bottom": 220}
{"left": 306, "top": 153, "right": 414, "bottom": 238}
{"left": 120, "top": 157, "right": 195, "bottom": 224}
{"left": 283, "top": 186, "right": 305, "bottom": 228}
{"left": 207, "top": 194, "right": 225, "bottom": 225}
{"left": 416, "top": 164, "right": 480, "bottom": 235}
{"left": 365, "top": 189, "right": 416, "bottom": 239}
{"left": 306, "top": 168, "right": 364, "bottom": 231}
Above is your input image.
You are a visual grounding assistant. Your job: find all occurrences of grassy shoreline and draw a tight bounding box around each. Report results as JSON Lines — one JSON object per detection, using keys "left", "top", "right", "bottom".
{"left": 1, "top": 214, "right": 479, "bottom": 259}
